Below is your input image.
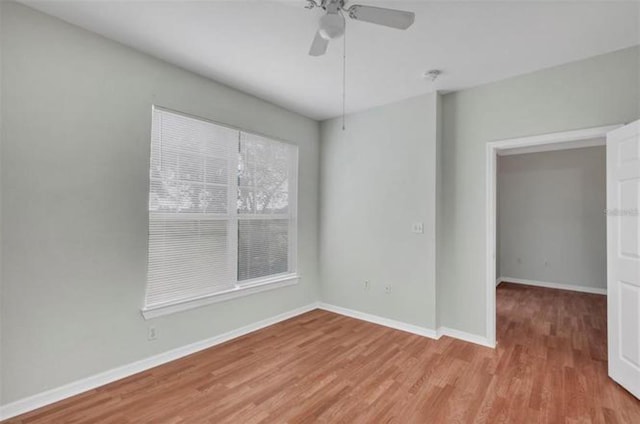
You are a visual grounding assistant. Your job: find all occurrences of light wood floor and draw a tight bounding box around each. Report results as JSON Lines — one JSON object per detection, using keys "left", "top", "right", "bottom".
{"left": 5, "top": 283, "right": 639, "bottom": 423}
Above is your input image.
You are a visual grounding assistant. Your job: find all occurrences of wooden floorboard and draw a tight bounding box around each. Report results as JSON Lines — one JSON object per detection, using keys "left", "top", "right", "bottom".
{"left": 4, "top": 283, "right": 639, "bottom": 423}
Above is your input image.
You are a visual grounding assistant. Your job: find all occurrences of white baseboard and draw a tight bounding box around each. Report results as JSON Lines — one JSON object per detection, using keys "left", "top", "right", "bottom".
{"left": 497, "top": 276, "right": 607, "bottom": 295}
{"left": 436, "top": 327, "right": 495, "bottom": 348}
{"left": 318, "top": 302, "right": 438, "bottom": 339}
{"left": 318, "top": 302, "right": 494, "bottom": 349}
{"left": 0, "top": 302, "right": 320, "bottom": 421}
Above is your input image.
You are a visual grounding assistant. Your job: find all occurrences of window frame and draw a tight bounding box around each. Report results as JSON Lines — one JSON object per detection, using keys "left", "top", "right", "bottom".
{"left": 142, "top": 106, "right": 299, "bottom": 320}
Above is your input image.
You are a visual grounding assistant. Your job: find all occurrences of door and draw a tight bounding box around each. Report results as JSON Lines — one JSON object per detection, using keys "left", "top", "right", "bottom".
{"left": 607, "top": 120, "right": 640, "bottom": 399}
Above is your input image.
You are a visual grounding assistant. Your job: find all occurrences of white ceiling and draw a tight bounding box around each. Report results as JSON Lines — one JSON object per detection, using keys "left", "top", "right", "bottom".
{"left": 24, "top": 0, "right": 640, "bottom": 120}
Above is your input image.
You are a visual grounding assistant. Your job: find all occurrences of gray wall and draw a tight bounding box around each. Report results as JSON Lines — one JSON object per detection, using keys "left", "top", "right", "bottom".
{"left": 497, "top": 146, "right": 607, "bottom": 289}
{"left": 0, "top": 2, "right": 320, "bottom": 404}
{"left": 320, "top": 94, "right": 439, "bottom": 329}
{"left": 0, "top": 0, "right": 4, "bottom": 407}
{"left": 439, "top": 46, "right": 640, "bottom": 337}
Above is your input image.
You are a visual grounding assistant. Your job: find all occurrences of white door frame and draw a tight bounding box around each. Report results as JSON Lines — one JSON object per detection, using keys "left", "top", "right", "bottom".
{"left": 485, "top": 124, "right": 622, "bottom": 347}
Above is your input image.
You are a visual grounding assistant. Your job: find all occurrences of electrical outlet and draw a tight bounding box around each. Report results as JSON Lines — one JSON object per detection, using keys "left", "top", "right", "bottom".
{"left": 148, "top": 326, "right": 158, "bottom": 341}
{"left": 411, "top": 222, "right": 424, "bottom": 234}
{"left": 385, "top": 284, "right": 392, "bottom": 294}
{"left": 364, "top": 280, "right": 370, "bottom": 290}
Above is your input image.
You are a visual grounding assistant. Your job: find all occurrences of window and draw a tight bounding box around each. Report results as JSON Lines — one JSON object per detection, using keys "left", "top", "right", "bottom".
{"left": 143, "top": 107, "right": 298, "bottom": 318}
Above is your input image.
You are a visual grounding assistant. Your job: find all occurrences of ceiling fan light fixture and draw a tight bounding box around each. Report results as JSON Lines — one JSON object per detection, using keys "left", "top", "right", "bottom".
{"left": 307, "top": 2, "right": 415, "bottom": 57}
{"left": 318, "top": 13, "right": 345, "bottom": 40}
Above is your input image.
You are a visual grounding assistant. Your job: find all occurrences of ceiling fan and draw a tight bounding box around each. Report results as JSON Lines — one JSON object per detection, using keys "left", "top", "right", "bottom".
{"left": 305, "top": 0, "right": 415, "bottom": 56}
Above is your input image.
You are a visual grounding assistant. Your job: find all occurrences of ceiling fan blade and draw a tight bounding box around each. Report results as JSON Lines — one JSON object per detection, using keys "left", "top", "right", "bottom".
{"left": 347, "top": 5, "right": 415, "bottom": 30}
{"left": 309, "top": 30, "right": 329, "bottom": 56}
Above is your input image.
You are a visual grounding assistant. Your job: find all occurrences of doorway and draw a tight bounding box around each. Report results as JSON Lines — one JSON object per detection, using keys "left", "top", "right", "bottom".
{"left": 484, "top": 124, "right": 621, "bottom": 347}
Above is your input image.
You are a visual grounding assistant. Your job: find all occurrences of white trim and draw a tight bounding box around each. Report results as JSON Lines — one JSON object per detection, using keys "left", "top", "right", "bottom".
{"left": 0, "top": 302, "right": 319, "bottom": 421}
{"left": 497, "top": 276, "right": 607, "bottom": 295}
{"left": 318, "top": 303, "right": 494, "bottom": 348}
{"left": 436, "top": 327, "right": 495, "bottom": 349}
{"left": 486, "top": 142, "right": 498, "bottom": 349}
{"left": 318, "top": 302, "right": 438, "bottom": 339}
{"left": 141, "top": 274, "right": 300, "bottom": 319}
{"left": 498, "top": 135, "right": 606, "bottom": 156}
{"left": 491, "top": 125, "right": 619, "bottom": 153}
{"left": 486, "top": 124, "right": 621, "bottom": 350}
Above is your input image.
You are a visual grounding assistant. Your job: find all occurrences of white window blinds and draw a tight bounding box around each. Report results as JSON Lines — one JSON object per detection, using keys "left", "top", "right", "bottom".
{"left": 145, "top": 108, "right": 297, "bottom": 311}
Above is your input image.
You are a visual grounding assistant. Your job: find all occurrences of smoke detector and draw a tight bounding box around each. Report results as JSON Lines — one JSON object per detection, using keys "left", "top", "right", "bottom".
{"left": 424, "top": 69, "right": 442, "bottom": 81}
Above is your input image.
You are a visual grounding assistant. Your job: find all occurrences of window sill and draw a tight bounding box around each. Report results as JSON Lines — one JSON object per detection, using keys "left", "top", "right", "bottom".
{"left": 141, "top": 274, "right": 300, "bottom": 320}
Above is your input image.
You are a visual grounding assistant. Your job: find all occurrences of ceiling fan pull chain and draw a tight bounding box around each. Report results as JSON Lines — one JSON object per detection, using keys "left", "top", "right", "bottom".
{"left": 342, "top": 16, "right": 347, "bottom": 131}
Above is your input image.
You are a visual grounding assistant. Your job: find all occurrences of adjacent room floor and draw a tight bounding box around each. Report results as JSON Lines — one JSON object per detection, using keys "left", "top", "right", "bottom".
{"left": 5, "top": 283, "right": 639, "bottom": 423}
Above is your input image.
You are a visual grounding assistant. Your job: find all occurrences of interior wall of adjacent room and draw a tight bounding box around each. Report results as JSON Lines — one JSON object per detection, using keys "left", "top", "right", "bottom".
{"left": 0, "top": 1, "right": 320, "bottom": 404}
{"left": 320, "top": 93, "right": 440, "bottom": 330}
{"left": 497, "top": 146, "right": 607, "bottom": 290}
{"left": 439, "top": 45, "right": 640, "bottom": 338}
